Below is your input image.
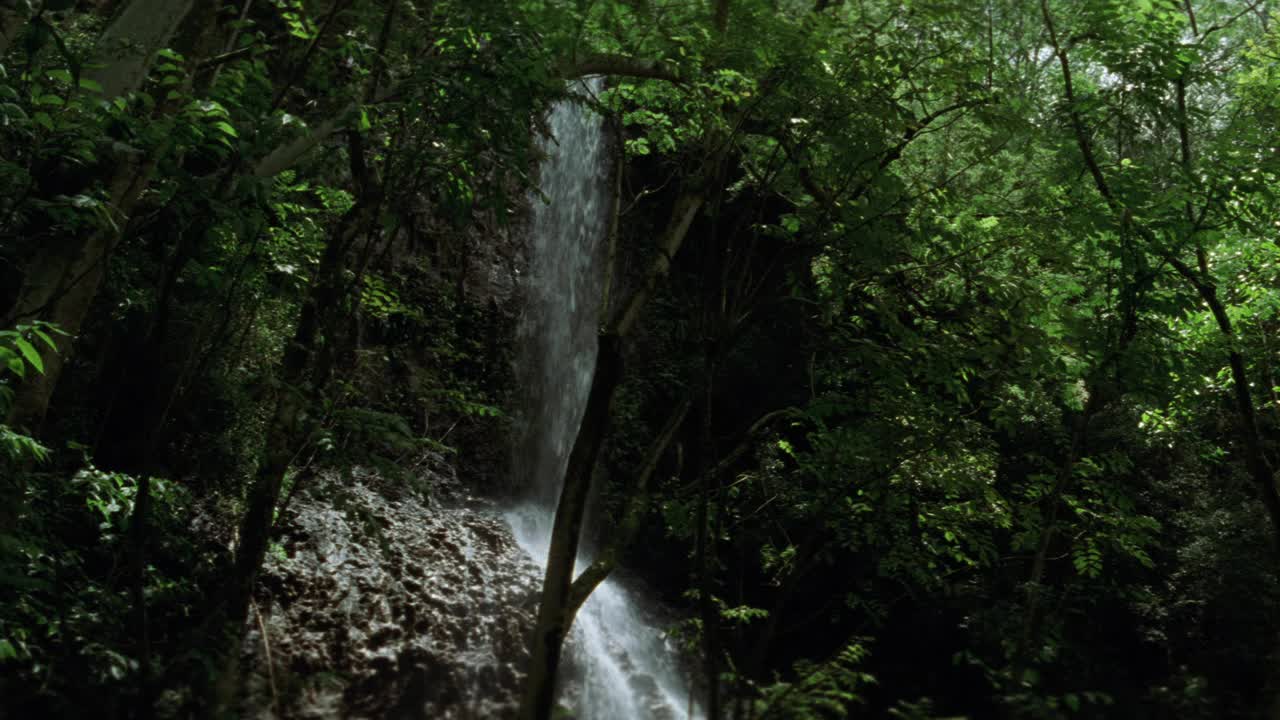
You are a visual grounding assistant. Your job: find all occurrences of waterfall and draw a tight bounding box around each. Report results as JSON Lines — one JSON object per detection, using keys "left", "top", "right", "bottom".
{"left": 506, "top": 78, "right": 700, "bottom": 719}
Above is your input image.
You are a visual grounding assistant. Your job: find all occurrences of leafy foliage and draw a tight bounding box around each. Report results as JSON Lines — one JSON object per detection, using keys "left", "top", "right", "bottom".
{"left": 3, "top": 0, "right": 1280, "bottom": 718}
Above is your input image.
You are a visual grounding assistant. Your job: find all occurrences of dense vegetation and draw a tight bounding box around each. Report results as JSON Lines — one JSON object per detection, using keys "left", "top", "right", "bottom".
{"left": 2, "top": 0, "right": 1280, "bottom": 718}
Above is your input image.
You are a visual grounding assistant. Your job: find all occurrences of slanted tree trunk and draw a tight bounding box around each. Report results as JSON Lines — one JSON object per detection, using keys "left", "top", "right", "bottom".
{"left": 519, "top": 335, "right": 625, "bottom": 720}
{"left": 695, "top": 371, "right": 722, "bottom": 720}
{"left": 562, "top": 397, "right": 693, "bottom": 616}
{"left": 4, "top": 0, "right": 206, "bottom": 432}
{"left": 0, "top": 0, "right": 30, "bottom": 55}
{"left": 1015, "top": 264, "right": 1143, "bottom": 671}
{"left": 1015, "top": 406, "right": 1088, "bottom": 673}
{"left": 1169, "top": 264, "right": 1280, "bottom": 551}
{"left": 5, "top": 156, "right": 159, "bottom": 431}
{"left": 207, "top": 199, "right": 379, "bottom": 717}
{"left": 518, "top": 189, "right": 704, "bottom": 720}
{"left": 86, "top": 0, "right": 198, "bottom": 99}
{"left": 747, "top": 529, "right": 824, "bottom": 678}
{"left": 515, "top": 4, "right": 939, "bottom": 700}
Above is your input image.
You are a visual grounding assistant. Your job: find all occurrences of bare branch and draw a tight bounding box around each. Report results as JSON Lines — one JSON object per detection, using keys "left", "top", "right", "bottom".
{"left": 1198, "top": 0, "right": 1266, "bottom": 44}
{"left": 611, "top": 190, "right": 705, "bottom": 337}
{"left": 251, "top": 83, "right": 398, "bottom": 178}
{"left": 564, "top": 397, "right": 694, "bottom": 618}
{"left": 561, "top": 52, "right": 682, "bottom": 83}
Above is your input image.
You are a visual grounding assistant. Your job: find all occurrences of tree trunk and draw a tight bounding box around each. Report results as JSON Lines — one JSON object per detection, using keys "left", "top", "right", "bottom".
{"left": 695, "top": 376, "right": 722, "bottom": 720}
{"left": 0, "top": 0, "right": 28, "bottom": 55}
{"left": 127, "top": 473, "right": 156, "bottom": 719}
{"left": 519, "top": 334, "right": 625, "bottom": 720}
{"left": 713, "top": 0, "right": 730, "bottom": 33}
{"left": 517, "top": 187, "right": 704, "bottom": 720}
{"left": 5, "top": 156, "right": 157, "bottom": 431}
{"left": 86, "top": 0, "right": 199, "bottom": 100}
{"left": 747, "top": 530, "right": 823, "bottom": 679}
{"left": 1015, "top": 408, "right": 1087, "bottom": 674}
{"left": 1189, "top": 277, "right": 1280, "bottom": 552}
{"left": 613, "top": 191, "right": 704, "bottom": 336}
{"left": 211, "top": 189, "right": 380, "bottom": 714}
{"left": 4, "top": 0, "right": 206, "bottom": 431}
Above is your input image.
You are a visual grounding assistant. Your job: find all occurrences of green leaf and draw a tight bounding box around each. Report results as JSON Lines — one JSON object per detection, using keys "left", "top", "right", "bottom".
{"left": 213, "top": 120, "right": 238, "bottom": 137}
{"left": 0, "top": 103, "right": 27, "bottom": 121}
{"left": 32, "top": 329, "right": 57, "bottom": 350}
{"left": 0, "top": 638, "right": 18, "bottom": 661}
{"left": 13, "top": 339, "right": 43, "bottom": 374}
{"left": 7, "top": 355, "right": 25, "bottom": 379}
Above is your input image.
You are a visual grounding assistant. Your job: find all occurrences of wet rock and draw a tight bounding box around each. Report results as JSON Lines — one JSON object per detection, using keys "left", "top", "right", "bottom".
{"left": 240, "top": 475, "right": 543, "bottom": 720}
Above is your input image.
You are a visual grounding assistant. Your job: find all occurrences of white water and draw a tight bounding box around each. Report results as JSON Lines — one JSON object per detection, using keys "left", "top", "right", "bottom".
{"left": 507, "top": 78, "right": 699, "bottom": 719}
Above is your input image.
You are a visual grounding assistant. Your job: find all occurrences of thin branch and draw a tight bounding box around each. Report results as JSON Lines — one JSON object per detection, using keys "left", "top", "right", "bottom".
{"left": 1198, "top": 0, "right": 1266, "bottom": 44}
{"left": 269, "top": 0, "right": 351, "bottom": 114}
{"left": 564, "top": 397, "right": 694, "bottom": 617}
{"left": 562, "top": 52, "right": 682, "bottom": 83}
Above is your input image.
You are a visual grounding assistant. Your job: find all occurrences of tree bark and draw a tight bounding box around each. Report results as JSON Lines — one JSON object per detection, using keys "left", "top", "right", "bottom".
{"left": 614, "top": 191, "right": 704, "bottom": 337}
{"left": 518, "top": 334, "right": 625, "bottom": 720}
{"left": 713, "top": 0, "right": 730, "bottom": 33}
{"left": 563, "top": 396, "right": 692, "bottom": 620}
{"left": 4, "top": 0, "right": 206, "bottom": 431}
{"left": 0, "top": 0, "right": 28, "bottom": 55}
{"left": 518, "top": 187, "right": 704, "bottom": 720}
{"left": 212, "top": 183, "right": 382, "bottom": 714}
{"left": 86, "top": 0, "right": 200, "bottom": 99}
{"left": 127, "top": 472, "right": 156, "bottom": 719}
{"left": 1015, "top": 407, "right": 1087, "bottom": 674}
{"left": 5, "top": 155, "right": 158, "bottom": 431}
{"left": 747, "top": 529, "right": 824, "bottom": 680}
{"left": 562, "top": 52, "right": 682, "bottom": 83}
{"left": 1168, "top": 261, "right": 1280, "bottom": 552}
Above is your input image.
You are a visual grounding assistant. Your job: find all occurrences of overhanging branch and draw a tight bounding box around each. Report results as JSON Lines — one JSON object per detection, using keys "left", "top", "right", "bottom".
{"left": 561, "top": 52, "right": 681, "bottom": 83}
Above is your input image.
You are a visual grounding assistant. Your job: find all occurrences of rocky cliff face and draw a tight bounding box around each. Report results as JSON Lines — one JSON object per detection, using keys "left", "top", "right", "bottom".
{"left": 239, "top": 466, "right": 542, "bottom": 720}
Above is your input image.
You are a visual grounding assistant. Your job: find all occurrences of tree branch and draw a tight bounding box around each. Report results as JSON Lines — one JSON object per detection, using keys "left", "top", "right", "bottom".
{"left": 561, "top": 52, "right": 682, "bottom": 83}
{"left": 1198, "top": 0, "right": 1266, "bottom": 44}
{"left": 251, "top": 84, "right": 398, "bottom": 178}
{"left": 611, "top": 190, "right": 704, "bottom": 337}
{"left": 564, "top": 397, "right": 693, "bottom": 619}
{"left": 1040, "top": 0, "right": 1116, "bottom": 208}
{"left": 197, "top": 43, "right": 277, "bottom": 71}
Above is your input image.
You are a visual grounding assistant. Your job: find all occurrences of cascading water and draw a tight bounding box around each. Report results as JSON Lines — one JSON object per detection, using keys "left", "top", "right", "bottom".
{"left": 506, "top": 78, "right": 700, "bottom": 719}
